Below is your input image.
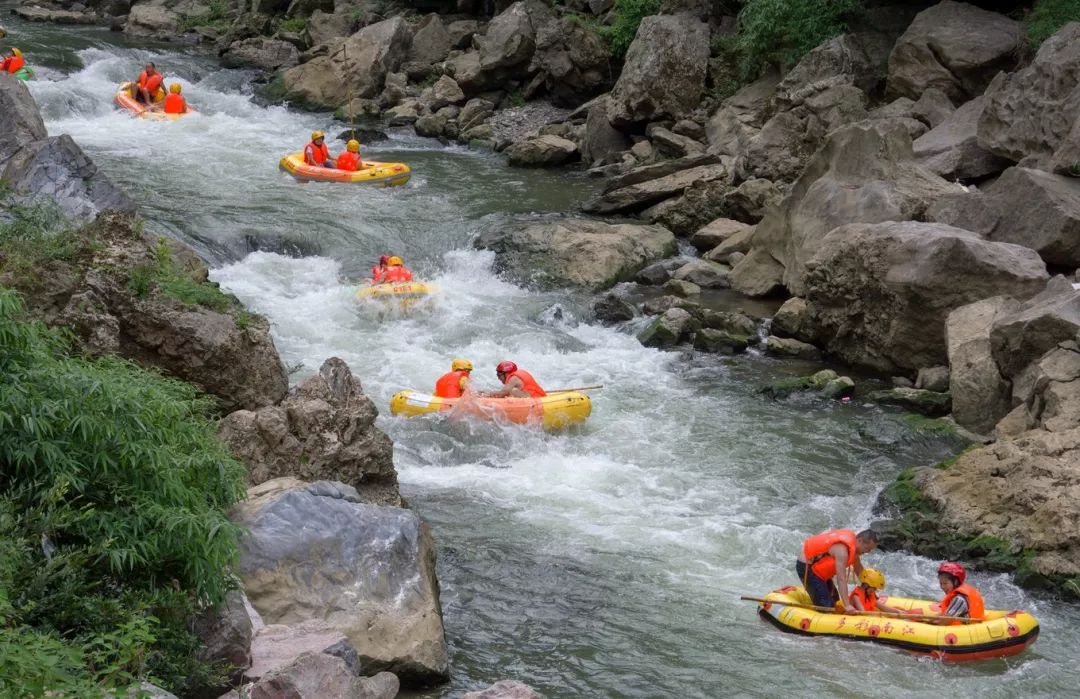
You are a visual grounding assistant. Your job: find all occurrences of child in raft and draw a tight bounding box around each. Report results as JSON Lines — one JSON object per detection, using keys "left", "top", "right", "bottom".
{"left": 929, "top": 562, "right": 985, "bottom": 623}
{"left": 848, "top": 568, "right": 903, "bottom": 614}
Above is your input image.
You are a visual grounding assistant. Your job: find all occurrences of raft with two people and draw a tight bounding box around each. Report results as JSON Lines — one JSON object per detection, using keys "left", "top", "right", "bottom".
{"left": 354, "top": 255, "right": 436, "bottom": 312}
{"left": 115, "top": 82, "right": 197, "bottom": 120}
{"left": 279, "top": 129, "right": 410, "bottom": 186}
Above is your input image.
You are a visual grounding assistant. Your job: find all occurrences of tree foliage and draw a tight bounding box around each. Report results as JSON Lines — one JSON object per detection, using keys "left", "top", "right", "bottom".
{"left": 734, "top": 0, "right": 862, "bottom": 78}
{"left": 600, "top": 0, "right": 662, "bottom": 58}
{"left": 1024, "top": 0, "right": 1080, "bottom": 45}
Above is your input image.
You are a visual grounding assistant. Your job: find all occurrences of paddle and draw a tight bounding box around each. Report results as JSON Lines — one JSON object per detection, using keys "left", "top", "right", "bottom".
{"left": 739, "top": 596, "right": 979, "bottom": 624}
{"left": 546, "top": 385, "right": 604, "bottom": 393}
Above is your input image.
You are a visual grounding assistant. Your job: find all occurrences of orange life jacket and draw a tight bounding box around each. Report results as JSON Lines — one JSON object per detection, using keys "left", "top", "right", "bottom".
{"left": 336, "top": 151, "right": 360, "bottom": 171}
{"left": 163, "top": 93, "right": 186, "bottom": 114}
{"left": 434, "top": 370, "right": 469, "bottom": 398}
{"left": 138, "top": 70, "right": 149, "bottom": 87}
{"left": 850, "top": 586, "right": 877, "bottom": 612}
{"left": 939, "top": 583, "right": 985, "bottom": 623}
{"left": 506, "top": 369, "right": 546, "bottom": 397}
{"left": 370, "top": 266, "right": 387, "bottom": 283}
{"left": 304, "top": 141, "right": 329, "bottom": 165}
{"left": 803, "top": 529, "right": 857, "bottom": 581}
{"left": 6, "top": 55, "right": 25, "bottom": 73}
{"left": 144, "top": 73, "right": 162, "bottom": 94}
{"left": 383, "top": 266, "right": 413, "bottom": 283}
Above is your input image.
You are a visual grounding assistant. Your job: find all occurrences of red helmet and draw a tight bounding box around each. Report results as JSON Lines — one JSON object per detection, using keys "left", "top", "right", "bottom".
{"left": 496, "top": 361, "right": 517, "bottom": 375}
{"left": 938, "top": 562, "right": 966, "bottom": 584}
{"left": 379, "top": 255, "right": 389, "bottom": 265}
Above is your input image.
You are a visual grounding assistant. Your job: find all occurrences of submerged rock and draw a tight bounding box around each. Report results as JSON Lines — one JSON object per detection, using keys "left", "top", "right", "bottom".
{"left": 638, "top": 307, "right": 698, "bottom": 348}
{"left": 870, "top": 387, "right": 952, "bottom": 417}
{"left": 464, "top": 680, "right": 542, "bottom": 699}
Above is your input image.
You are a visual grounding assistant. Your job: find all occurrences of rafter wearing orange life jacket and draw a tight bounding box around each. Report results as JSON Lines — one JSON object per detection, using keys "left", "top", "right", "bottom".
{"left": 305, "top": 139, "right": 329, "bottom": 166}
{"left": 162, "top": 84, "right": 186, "bottom": 114}
{"left": 381, "top": 257, "right": 413, "bottom": 283}
{"left": 3, "top": 51, "right": 25, "bottom": 74}
{"left": 505, "top": 369, "right": 546, "bottom": 398}
{"left": 138, "top": 69, "right": 163, "bottom": 98}
{"left": 434, "top": 370, "right": 470, "bottom": 398}
{"left": 938, "top": 584, "right": 985, "bottom": 624}
{"left": 803, "top": 529, "right": 857, "bottom": 581}
{"left": 849, "top": 586, "right": 877, "bottom": 612}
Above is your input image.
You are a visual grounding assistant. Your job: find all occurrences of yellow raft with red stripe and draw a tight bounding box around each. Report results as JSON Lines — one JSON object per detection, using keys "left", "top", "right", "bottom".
{"left": 115, "top": 82, "right": 197, "bottom": 120}
{"left": 355, "top": 281, "right": 438, "bottom": 312}
{"left": 754, "top": 585, "right": 1039, "bottom": 661}
{"left": 390, "top": 390, "right": 592, "bottom": 430}
{"left": 279, "top": 152, "right": 410, "bottom": 186}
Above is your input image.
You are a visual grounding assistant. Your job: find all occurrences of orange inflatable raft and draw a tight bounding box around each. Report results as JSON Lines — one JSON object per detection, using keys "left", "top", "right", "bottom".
{"left": 389, "top": 390, "right": 591, "bottom": 430}
{"left": 279, "top": 152, "right": 410, "bottom": 186}
{"left": 115, "top": 82, "right": 197, "bottom": 120}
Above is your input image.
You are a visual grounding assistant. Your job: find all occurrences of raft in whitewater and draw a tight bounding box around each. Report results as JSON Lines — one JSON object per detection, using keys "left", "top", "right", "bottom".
{"left": 279, "top": 152, "right": 410, "bottom": 186}
{"left": 114, "top": 82, "right": 197, "bottom": 120}
{"left": 355, "top": 281, "right": 437, "bottom": 312}
{"left": 754, "top": 585, "right": 1039, "bottom": 661}
{"left": 390, "top": 389, "right": 592, "bottom": 430}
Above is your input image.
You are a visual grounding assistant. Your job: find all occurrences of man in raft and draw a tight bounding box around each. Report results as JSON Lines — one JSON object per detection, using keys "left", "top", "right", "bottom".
{"left": 930, "top": 562, "right": 985, "bottom": 623}
{"left": 336, "top": 139, "right": 362, "bottom": 171}
{"left": 163, "top": 83, "right": 187, "bottom": 115}
{"left": 486, "top": 361, "right": 547, "bottom": 398}
{"left": 434, "top": 358, "right": 473, "bottom": 398}
{"left": 797, "top": 528, "right": 879, "bottom": 612}
{"left": 135, "top": 62, "right": 164, "bottom": 105}
{"left": 381, "top": 256, "right": 413, "bottom": 283}
{"left": 370, "top": 255, "right": 389, "bottom": 283}
{"left": 304, "top": 131, "right": 335, "bottom": 168}
{"left": 2, "top": 47, "right": 25, "bottom": 74}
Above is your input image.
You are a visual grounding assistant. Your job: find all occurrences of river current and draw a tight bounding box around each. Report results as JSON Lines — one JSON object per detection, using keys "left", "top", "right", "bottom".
{"left": 14, "top": 15, "right": 1080, "bottom": 697}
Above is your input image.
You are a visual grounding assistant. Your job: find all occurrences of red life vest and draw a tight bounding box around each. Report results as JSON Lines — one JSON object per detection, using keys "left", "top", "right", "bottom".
{"left": 506, "top": 369, "right": 546, "bottom": 397}
{"left": 370, "top": 266, "right": 387, "bottom": 283}
{"left": 803, "top": 529, "right": 857, "bottom": 581}
{"left": 383, "top": 266, "right": 413, "bottom": 283}
{"left": 304, "top": 141, "right": 329, "bottom": 165}
{"left": 144, "top": 73, "right": 162, "bottom": 94}
{"left": 138, "top": 70, "right": 149, "bottom": 87}
{"left": 434, "top": 370, "right": 469, "bottom": 398}
{"left": 6, "top": 55, "right": 25, "bottom": 73}
{"left": 163, "top": 94, "right": 186, "bottom": 114}
{"left": 850, "top": 586, "right": 877, "bottom": 612}
{"left": 939, "top": 583, "right": 986, "bottom": 623}
{"left": 336, "top": 151, "right": 360, "bottom": 171}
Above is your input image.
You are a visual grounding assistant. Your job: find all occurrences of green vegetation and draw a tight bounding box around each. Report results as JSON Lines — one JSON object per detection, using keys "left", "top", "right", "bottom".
{"left": 177, "top": 0, "right": 230, "bottom": 33}
{"left": 733, "top": 0, "right": 861, "bottom": 78}
{"left": 278, "top": 17, "right": 307, "bottom": 33}
{"left": 0, "top": 287, "right": 247, "bottom": 694}
{"left": 129, "top": 238, "right": 236, "bottom": 313}
{"left": 0, "top": 193, "right": 91, "bottom": 279}
{"left": 599, "top": 0, "right": 662, "bottom": 58}
{"left": 508, "top": 89, "right": 527, "bottom": 107}
{"left": 899, "top": 413, "right": 958, "bottom": 438}
{"left": 1024, "top": 0, "right": 1080, "bottom": 46}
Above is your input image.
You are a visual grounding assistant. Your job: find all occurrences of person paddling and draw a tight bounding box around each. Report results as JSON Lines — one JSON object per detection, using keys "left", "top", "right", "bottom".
{"left": 162, "top": 83, "right": 187, "bottom": 114}
{"left": 304, "top": 130, "right": 334, "bottom": 168}
{"left": 135, "top": 62, "right": 164, "bottom": 105}
{"left": 796, "top": 528, "right": 879, "bottom": 612}
{"left": 929, "top": 562, "right": 985, "bottom": 624}
{"left": 336, "top": 139, "right": 363, "bottom": 172}
{"left": 434, "top": 359, "right": 473, "bottom": 398}
{"left": 487, "top": 361, "right": 547, "bottom": 398}
{"left": 2, "top": 47, "right": 25, "bottom": 74}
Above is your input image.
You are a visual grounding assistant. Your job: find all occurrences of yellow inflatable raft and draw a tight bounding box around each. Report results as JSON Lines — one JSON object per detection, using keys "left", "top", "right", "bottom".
{"left": 115, "top": 82, "right": 197, "bottom": 120}
{"left": 754, "top": 585, "right": 1039, "bottom": 661}
{"left": 390, "top": 390, "right": 592, "bottom": 430}
{"left": 279, "top": 152, "right": 410, "bottom": 186}
{"left": 355, "top": 281, "right": 438, "bottom": 312}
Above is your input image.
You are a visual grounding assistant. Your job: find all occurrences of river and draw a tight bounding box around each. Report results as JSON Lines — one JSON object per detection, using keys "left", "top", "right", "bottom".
{"left": 14, "top": 15, "right": 1080, "bottom": 697}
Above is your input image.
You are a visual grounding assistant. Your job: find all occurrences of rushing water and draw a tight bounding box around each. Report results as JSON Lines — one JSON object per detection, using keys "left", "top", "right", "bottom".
{"left": 15, "top": 15, "right": 1080, "bottom": 697}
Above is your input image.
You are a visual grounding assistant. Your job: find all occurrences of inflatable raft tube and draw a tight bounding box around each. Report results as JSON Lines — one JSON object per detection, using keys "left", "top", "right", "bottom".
{"left": 390, "top": 389, "right": 592, "bottom": 430}
{"left": 355, "top": 281, "right": 438, "bottom": 311}
{"left": 279, "top": 152, "right": 410, "bottom": 186}
{"left": 115, "top": 83, "right": 197, "bottom": 120}
{"left": 755, "top": 585, "right": 1039, "bottom": 661}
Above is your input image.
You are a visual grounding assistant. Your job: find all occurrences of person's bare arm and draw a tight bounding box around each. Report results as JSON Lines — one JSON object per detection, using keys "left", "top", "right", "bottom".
{"left": 832, "top": 544, "right": 854, "bottom": 611}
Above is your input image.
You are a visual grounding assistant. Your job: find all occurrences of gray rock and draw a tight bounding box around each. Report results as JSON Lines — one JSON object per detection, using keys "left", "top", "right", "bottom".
{"left": 124, "top": 4, "right": 179, "bottom": 38}
{"left": 222, "top": 38, "right": 300, "bottom": 72}
{"left": 638, "top": 307, "right": 698, "bottom": 348}
{"left": 607, "top": 14, "right": 710, "bottom": 126}
{"left": 582, "top": 163, "right": 727, "bottom": 215}
{"left": 911, "top": 87, "right": 955, "bottom": 129}
{"left": 475, "top": 218, "right": 675, "bottom": 290}
{"left": 914, "top": 96, "right": 1010, "bottom": 181}
{"left": 699, "top": 309, "right": 757, "bottom": 337}
{"left": 602, "top": 152, "right": 721, "bottom": 193}
{"left": 644, "top": 179, "right": 731, "bottom": 237}
{"left": 946, "top": 296, "right": 1020, "bottom": 433}
{"left": 887, "top": 1, "right": 1021, "bottom": 103}
{"left": 641, "top": 294, "right": 701, "bottom": 316}
{"left": 635, "top": 258, "right": 682, "bottom": 285}
{"left": 648, "top": 125, "right": 705, "bottom": 159}
{"left": 694, "top": 328, "right": 750, "bottom": 354}
{"left": 671, "top": 259, "right": 730, "bottom": 289}
{"left": 463, "top": 680, "right": 542, "bottom": 699}
{"left": 458, "top": 98, "right": 495, "bottom": 131}
{"left": 870, "top": 387, "right": 952, "bottom": 417}
{"left": 775, "top": 32, "right": 892, "bottom": 110}
{"left": 247, "top": 651, "right": 399, "bottom": 699}
{"left": 915, "top": 366, "right": 951, "bottom": 393}
{"left": 673, "top": 119, "right": 705, "bottom": 141}
{"left": 990, "top": 282, "right": 1080, "bottom": 380}
{"left": 771, "top": 297, "right": 814, "bottom": 343}
{"left": 233, "top": 478, "right": 449, "bottom": 686}
{"left": 219, "top": 357, "right": 398, "bottom": 506}
{"left": 195, "top": 590, "right": 254, "bottom": 688}
{"left": 593, "top": 293, "right": 636, "bottom": 323}
{"left": 13, "top": 6, "right": 97, "bottom": 24}
{"left": 126, "top": 682, "right": 178, "bottom": 699}
{"left": 408, "top": 14, "right": 452, "bottom": 68}
{"left": 705, "top": 71, "right": 779, "bottom": 157}
{"left": 892, "top": 376, "right": 915, "bottom": 389}
{"left": 690, "top": 218, "right": 750, "bottom": 253}
{"left": 705, "top": 227, "right": 755, "bottom": 263}
{"left": 822, "top": 376, "right": 856, "bottom": 399}
{"left": 580, "top": 96, "right": 630, "bottom": 167}
{"left": 662, "top": 278, "right": 701, "bottom": 297}
{"left": 307, "top": 9, "right": 353, "bottom": 46}
{"left": 245, "top": 619, "right": 349, "bottom": 683}
{"left": 385, "top": 101, "right": 420, "bottom": 125}
{"left": 764, "top": 335, "right": 820, "bottom": 360}
{"left": 729, "top": 248, "right": 785, "bottom": 298}
{"left": 432, "top": 75, "right": 466, "bottom": 108}
{"left": 505, "top": 134, "right": 579, "bottom": 167}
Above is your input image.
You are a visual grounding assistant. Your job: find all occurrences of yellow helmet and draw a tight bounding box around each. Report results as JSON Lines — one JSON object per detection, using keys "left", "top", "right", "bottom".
{"left": 347, "top": 139, "right": 360, "bottom": 153}
{"left": 12, "top": 48, "right": 22, "bottom": 57}
{"left": 387, "top": 256, "right": 403, "bottom": 266}
{"left": 311, "top": 130, "right": 325, "bottom": 141}
{"left": 451, "top": 358, "right": 473, "bottom": 372}
{"left": 859, "top": 568, "right": 885, "bottom": 590}
{"left": 169, "top": 83, "right": 182, "bottom": 94}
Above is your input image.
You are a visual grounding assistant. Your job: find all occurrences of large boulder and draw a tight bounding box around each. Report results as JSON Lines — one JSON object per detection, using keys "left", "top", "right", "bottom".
{"left": 607, "top": 14, "right": 709, "bottom": 126}
{"left": 913, "top": 96, "right": 1010, "bottom": 181}
{"left": 279, "top": 17, "right": 412, "bottom": 110}
{"left": 581, "top": 162, "right": 727, "bottom": 215}
{"left": 990, "top": 282, "right": 1080, "bottom": 380}
{"left": 221, "top": 38, "right": 300, "bottom": 72}
{"left": 580, "top": 96, "right": 630, "bottom": 167}
{"left": 802, "top": 221, "right": 1049, "bottom": 371}
{"left": 704, "top": 71, "right": 779, "bottom": 158}
{"left": 978, "top": 23, "right": 1080, "bottom": 171}
{"left": 245, "top": 619, "right": 349, "bottom": 683}
{"left": 247, "top": 652, "right": 398, "bottom": 699}
{"left": 886, "top": 1, "right": 1021, "bottom": 103}
{"left": 753, "top": 119, "right": 962, "bottom": 296}
{"left": 475, "top": 218, "right": 675, "bottom": 290}
{"left": 407, "top": 13, "right": 452, "bottom": 68}
{"left": 124, "top": 2, "right": 180, "bottom": 38}
{"left": 774, "top": 32, "right": 893, "bottom": 110}
{"left": 195, "top": 590, "right": 255, "bottom": 689}
{"left": 529, "top": 11, "right": 611, "bottom": 105}
{"left": 234, "top": 478, "right": 449, "bottom": 687}
{"left": 504, "top": 134, "right": 578, "bottom": 167}
{"left": 946, "top": 296, "right": 1020, "bottom": 434}
{"left": 218, "top": 357, "right": 398, "bottom": 506}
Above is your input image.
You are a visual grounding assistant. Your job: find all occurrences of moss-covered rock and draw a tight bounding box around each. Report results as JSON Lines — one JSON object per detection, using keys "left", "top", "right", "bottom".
{"left": 870, "top": 387, "right": 952, "bottom": 416}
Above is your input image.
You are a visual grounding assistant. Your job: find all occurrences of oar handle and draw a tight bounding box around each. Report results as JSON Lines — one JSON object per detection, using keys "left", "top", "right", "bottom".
{"left": 739, "top": 596, "right": 977, "bottom": 623}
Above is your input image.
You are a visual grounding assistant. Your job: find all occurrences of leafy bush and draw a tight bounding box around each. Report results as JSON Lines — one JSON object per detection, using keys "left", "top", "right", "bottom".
{"left": 1024, "top": 0, "right": 1080, "bottom": 46}
{"left": 0, "top": 193, "right": 89, "bottom": 278}
{"left": 600, "top": 0, "right": 661, "bottom": 58}
{"left": 0, "top": 287, "right": 247, "bottom": 694}
{"left": 278, "top": 17, "right": 307, "bottom": 33}
{"left": 129, "top": 238, "right": 237, "bottom": 312}
{"left": 177, "top": 0, "right": 230, "bottom": 33}
{"left": 734, "top": 0, "right": 862, "bottom": 78}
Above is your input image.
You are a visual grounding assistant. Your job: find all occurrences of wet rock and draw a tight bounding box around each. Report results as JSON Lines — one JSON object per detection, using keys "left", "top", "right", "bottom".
{"left": 458, "top": 98, "right": 495, "bottom": 132}
{"left": 887, "top": 1, "right": 1021, "bottom": 103}
{"left": 385, "top": 101, "right": 420, "bottom": 125}
{"left": 195, "top": 590, "right": 254, "bottom": 689}
{"left": 690, "top": 218, "right": 750, "bottom": 253}
{"left": 638, "top": 307, "right": 698, "bottom": 348}
{"left": 705, "top": 227, "right": 754, "bottom": 264}
{"left": 671, "top": 259, "right": 729, "bottom": 289}
{"left": 607, "top": 14, "right": 709, "bottom": 126}
{"left": 234, "top": 478, "right": 449, "bottom": 686}
{"left": 218, "top": 357, "right": 398, "bottom": 506}
{"left": 14, "top": 6, "right": 98, "bottom": 23}
{"left": 635, "top": 259, "right": 681, "bottom": 285}
{"left": 504, "top": 134, "right": 579, "bottom": 167}
{"left": 476, "top": 218, "right": 675, "bottom": 290}
{"left": 803, "top": 221, "right": 1049, "bottom": 372}
{"left": 581, "top": 96, "right": 630, "bottom": 167}
{"left": 729, "top": 248, "right": 784, "bottom": 298}
{"left": 771, "top": 297, "right": 814, "bottom": 343}
{"left": 946, "top": 296, "right": 1019, "bottom": 434}
{"left": 759, "top": 369, "right": 839, "bottom": 398}
{"left": 699, "top": 309, "right": 757, "bottom": 337}
{"left": 978, "top": 23, "right": 1080, "bottom": 171}
{"left": 126, "top": 683, "right": 177, "bottom": 699}
{"left": 592, "top": 293, "right": 635, "bottom": 323}
{"left": 581, "top": 163, "right": 727, "bottom": 215}
{"left": 915, "top": 366, "right": 951, "bottom": 393}
{"left": 222, "top": 38, "right": 300, "bottom": 71}
{"left": 247, "top": 652, "right": 398, "bottom": 699}
{"left": 124, "top": 3, "right": 179, "bottom": 38}
{"left": 764, "top": 335, "right": 820, "bottom": 360}
{"left": 694, "top": 328, "right": 750, "bottom": 355}
{"left": 663, "top": 278, "right": 700, "bottom": 298}
{"left": 414, "top": 112, "right": 450, "bottom": 139}
{"left": 644, "top": 179, "right": 731, "bottom": 237}
{"left": 463, "top": 680, "right": 542, "bottom": 699}
{"left": 892, "top": 376, "right": 915, "bottom": 389}
{"left": 870, "top": 387, "right": 952, "bottom": 416}
{"left": 822, "top": 376, "right": 856, "bottom": 399}
{"left": 648, "top": 125, "right": 705, "bottom": 159}
{"left": 913, "top": 96, "right": 1009, "bottom": 181}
